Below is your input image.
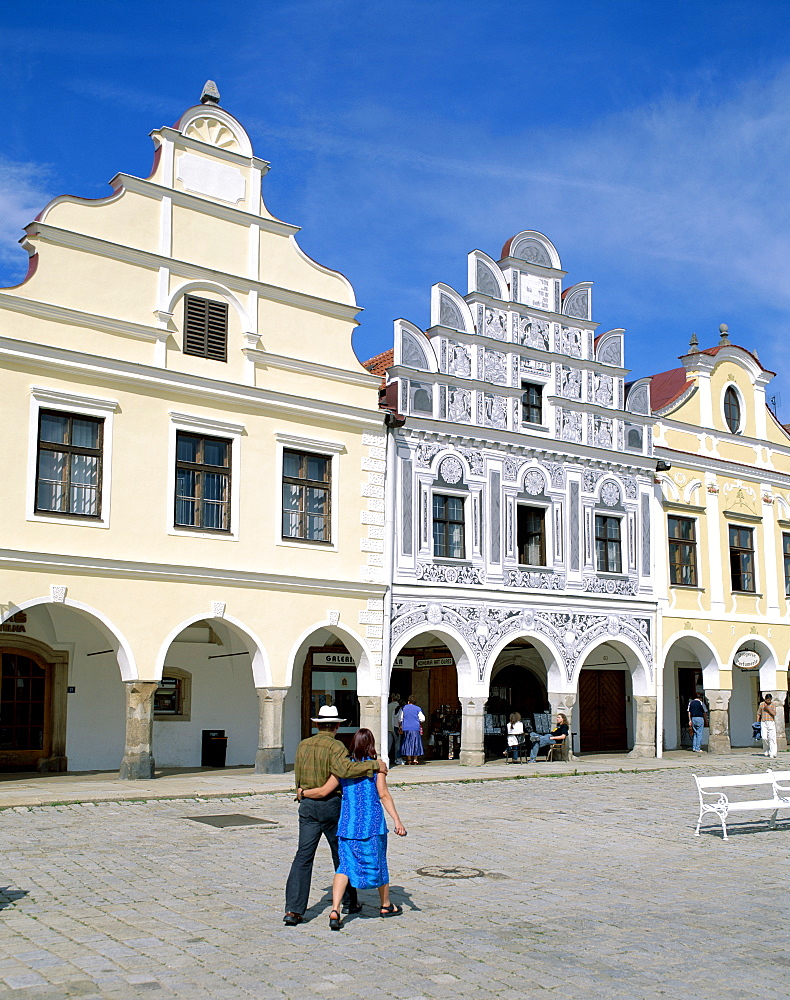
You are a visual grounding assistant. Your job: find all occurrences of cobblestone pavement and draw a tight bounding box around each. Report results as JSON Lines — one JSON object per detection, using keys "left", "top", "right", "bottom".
{"left": 1, "top": 762, "right": 788, "bottom": 999}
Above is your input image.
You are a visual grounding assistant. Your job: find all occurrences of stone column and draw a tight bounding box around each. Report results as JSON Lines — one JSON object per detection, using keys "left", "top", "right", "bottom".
{"left": 627, "top": 696, "right": 657, "bottom": 758}
{"left": 358, "top": 695, "right": 382, "bottom": 743}
{"left": 118, "top": 681, "right": 158, "bottom": 780}
{"left": 773, "top": 691, "right": 788, "bottom": 752}
{"left": 547, "top": 692, "right": 577, "bottom": 761}
{"left": 254, "top": 687, "right": 288, "bottom": 774}
{"left": 459, "top": 696, "right": 486, "bottom": 766}
{"left": 705, "top": 689, "right": 732, "bottom": 754}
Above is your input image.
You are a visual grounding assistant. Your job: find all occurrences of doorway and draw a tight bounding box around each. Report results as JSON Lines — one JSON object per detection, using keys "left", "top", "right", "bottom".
{"left": 0, "top": 650, "right": 52, "bottom": 769}
{"left": 578, "top": 669, "right": 628, "bottom": 753}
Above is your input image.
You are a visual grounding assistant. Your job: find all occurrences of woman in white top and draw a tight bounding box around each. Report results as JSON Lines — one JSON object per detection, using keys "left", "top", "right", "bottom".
{"left": 505, "top": 712, "right": 524, "bottom": 763}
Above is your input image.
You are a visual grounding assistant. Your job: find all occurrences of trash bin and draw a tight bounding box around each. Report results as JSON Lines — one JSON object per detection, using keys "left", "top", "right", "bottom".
{"left": 201, "top": 729, "right": 228, "bottom": 768}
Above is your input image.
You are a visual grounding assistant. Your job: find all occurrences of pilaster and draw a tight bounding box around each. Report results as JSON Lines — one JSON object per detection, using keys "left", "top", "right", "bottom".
{"left": 627, "top": 695, "right": 657, "bottom": 758}
{"left": 254, "top": 687, "right": 288, "bottom": 774}
{"left": 547, "top": 691, "right": 577, "bottom": 761}
{"left": 119, "top": 681, "right": 158, "bottom": 780}
{"left": 705, "top": 688, "right": 732, "bottom": 754}
{"left": 458, "top": 696, "right": 486, "bottom": 766}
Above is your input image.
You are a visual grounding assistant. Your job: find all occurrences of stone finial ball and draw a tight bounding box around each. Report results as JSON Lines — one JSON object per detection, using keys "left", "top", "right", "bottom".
{"left": 719, "top": 323, "right": 729, "bottom": 334}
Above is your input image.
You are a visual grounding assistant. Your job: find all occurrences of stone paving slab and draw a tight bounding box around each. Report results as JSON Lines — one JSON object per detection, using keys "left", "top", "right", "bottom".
{"left": 0, "top": 747, "right": 777, "bottom": 809}
{"left": 1, "top": 760, "right": 789, "bottom": 998}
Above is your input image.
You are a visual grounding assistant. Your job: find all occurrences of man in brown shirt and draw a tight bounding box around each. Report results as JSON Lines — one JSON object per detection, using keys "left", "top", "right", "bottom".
{"left": 283, "top": 705, "right": 386, "bottom": 925}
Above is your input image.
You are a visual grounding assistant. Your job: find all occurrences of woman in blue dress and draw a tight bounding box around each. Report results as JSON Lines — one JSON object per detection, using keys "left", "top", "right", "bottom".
{"left": 398, "top": 695, "right": 425, "bottom": 764}
{"left": 299, "top": 728, "right": 407, "bottom": 929}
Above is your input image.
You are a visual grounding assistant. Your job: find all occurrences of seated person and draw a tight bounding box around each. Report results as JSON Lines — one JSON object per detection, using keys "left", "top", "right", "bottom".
{"left": 528, "top": 713, "right": 569, "bottom": 762}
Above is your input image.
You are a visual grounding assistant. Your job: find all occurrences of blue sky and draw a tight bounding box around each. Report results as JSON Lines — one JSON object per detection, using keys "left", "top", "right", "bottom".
{"left": 4, "top": 1, "right": 790, "bottom": 415}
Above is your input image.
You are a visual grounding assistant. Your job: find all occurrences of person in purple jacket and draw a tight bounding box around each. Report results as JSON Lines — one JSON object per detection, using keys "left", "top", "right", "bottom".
{"left": 397, "top": 696, "right": 425, "bottom": 765}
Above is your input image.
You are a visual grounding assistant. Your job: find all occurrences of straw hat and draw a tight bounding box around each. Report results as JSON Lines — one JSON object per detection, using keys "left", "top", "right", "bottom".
{"left": 310, "top": 705, "right": 347, "bottom": 724}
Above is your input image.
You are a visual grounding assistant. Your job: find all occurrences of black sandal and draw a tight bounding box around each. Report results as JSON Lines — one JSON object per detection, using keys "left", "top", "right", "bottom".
{"left": 379, "top": 904, "right": 402, "bottom": 917}
{"left": 329, "top": 909, "right": 343, "bottom": 931}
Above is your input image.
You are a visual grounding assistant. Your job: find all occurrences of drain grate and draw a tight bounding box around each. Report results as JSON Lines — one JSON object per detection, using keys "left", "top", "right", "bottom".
{"left": 185, "top": 814, "right": 278, "bottom": 828}
{"left": 416, "top": 865, "right": 485, "bottom": 879}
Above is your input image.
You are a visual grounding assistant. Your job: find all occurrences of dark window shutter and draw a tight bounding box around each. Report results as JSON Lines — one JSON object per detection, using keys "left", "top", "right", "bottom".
{"left": 184, "top": 295, "right": 228, "bottom": 361}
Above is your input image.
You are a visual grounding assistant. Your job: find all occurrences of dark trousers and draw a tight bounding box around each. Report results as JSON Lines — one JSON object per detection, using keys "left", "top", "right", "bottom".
{"left": 284, "top": 797, "right": 358, "bottom": 915}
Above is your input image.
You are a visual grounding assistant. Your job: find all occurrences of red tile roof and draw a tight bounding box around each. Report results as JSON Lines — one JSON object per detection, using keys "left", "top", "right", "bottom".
{"left": 362, "top": 349, "right": 394, "bottom": 377}
{"left": 649, "top": 367, "right": 693, "bottom": 412}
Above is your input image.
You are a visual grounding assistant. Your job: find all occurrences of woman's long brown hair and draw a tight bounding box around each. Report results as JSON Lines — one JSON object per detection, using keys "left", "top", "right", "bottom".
{"left": 350, "top": 728, "right": 377, "bottom": 761}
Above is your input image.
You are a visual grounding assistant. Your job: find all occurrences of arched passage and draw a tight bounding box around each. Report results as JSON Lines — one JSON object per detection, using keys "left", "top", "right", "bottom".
{"left": 389, "top": 625, "right": 478, "bottom": 762}
{"left": 661, "top": 634, "right": 719, "bottom": 750}
{"left": 153, "top": 614, "right": 271, "bottom": 767}
{"left": 576, "top": 637, "right": 654, "bottom": 756}
{"left": 0, "top": 599, "right": 135, "bottom": 772}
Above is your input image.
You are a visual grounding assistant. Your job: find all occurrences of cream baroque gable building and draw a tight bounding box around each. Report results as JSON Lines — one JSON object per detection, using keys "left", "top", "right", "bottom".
{"left": 368, "top": 231, "right": 660, "bottom": 762}
{"left": 648, "top": 327, "right": 790, "bottom": 753}
{"left": 0, "top": 84, "right": 386, "bottom": 776}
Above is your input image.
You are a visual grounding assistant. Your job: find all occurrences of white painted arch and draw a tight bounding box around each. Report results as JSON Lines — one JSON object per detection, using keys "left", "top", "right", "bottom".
{"left": 390, "top": 624, "right": 479, "bottom": 698}
{"left": 1, "top": 597, "right": 137, "bottom": 681}
{"left": 481, "top": 631, "right": 566, "bottom": 694}
{"left": 576, "top": 634, "right": 653, "bottom": 696}
{"left": 154, "top": 612, "right": 271, "bottom": 688}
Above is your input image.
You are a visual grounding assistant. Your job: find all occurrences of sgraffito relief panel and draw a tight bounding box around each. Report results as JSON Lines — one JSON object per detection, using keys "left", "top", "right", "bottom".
{"left": 484, "top": 309, "right": 507, "bottom": 341}
{"left": 402, "top": 460, "right": 413, "bottom": 555}
{"left": 588, "top": 373, "right": 614, "bottom": 407}
{"left": 641, "top": 493, "right": 651, "bottom": 577}
{"left": 484, "top": 394, "right": 508, "bottom": 429}
{"left": 484, "top": 350, "right": 508, "bottom": 385}
{"left": 569, "top": 481, "right": 580, "bottom": 571}
{"left": 557, "top": 408, "right": 582, "bottom": 443}
{"left": 557, "top": 365, "right": 582, "bottom": 400}
{"left": 557, "top": 326, "right": 582, "bottom": 358}
{"left": 517, "top": 316, "right": 550, "bottom": 350}
{"left": 448, "top": 386, "right": 472, "bottom": 422}
{"left": 490, "top": 471, "right": 501, "bottom": 563}
{"left": 448, "top": 342, "right": 472, "bottom": 377}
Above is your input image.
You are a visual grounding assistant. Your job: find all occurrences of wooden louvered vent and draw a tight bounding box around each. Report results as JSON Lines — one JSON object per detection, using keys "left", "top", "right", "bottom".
{"left": 184, "top": 295, "right": 228, "bottom": 361}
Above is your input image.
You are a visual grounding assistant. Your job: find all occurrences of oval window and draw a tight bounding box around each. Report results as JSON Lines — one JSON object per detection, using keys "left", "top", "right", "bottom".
{"left": 724, "top": 386, "right": 741, "bottom": 434}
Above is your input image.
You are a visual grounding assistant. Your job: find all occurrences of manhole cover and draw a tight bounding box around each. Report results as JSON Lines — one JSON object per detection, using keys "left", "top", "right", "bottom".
{"left": 185, "top": 814, "right": 278, "bottom": 828}
{"left": 416, "top": 865, "right": 485, "bottom": 879}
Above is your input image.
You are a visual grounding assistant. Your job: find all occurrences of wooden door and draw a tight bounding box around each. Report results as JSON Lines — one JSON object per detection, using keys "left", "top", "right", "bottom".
{"left": 578, "top": 669, "right": 627, "bottom": 753}
{"left": 0, "top": 651, "right": 52, "bottom": 768}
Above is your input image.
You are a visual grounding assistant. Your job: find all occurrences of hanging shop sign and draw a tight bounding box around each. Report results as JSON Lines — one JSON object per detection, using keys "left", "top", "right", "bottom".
{"left": 734, "top": 650, "right": 761, "bottom": 670}
{"left": 415, "top": 656, "right": 454, "bottom": 669}
{"left": 393, "top": 655, "right": 415, "bottom": 670}
{"left": 313, "top": 652, "right": 356, "bottom": 667}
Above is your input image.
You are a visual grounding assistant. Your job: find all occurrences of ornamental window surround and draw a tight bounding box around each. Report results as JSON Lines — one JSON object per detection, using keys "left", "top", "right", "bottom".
{"left": 432, "top": 493, "right": 465, "bottom": 559}
{"left": 728, "top": 524, "right": 755, "bottom": 593}
{"left": 783, "top": 533, "right": 790, "bottom": 598}
{"left": 723, "top": 385, "right": 743, "bottom": 435}
{"left": 668, "top": 516, "right": 698, "bottom": 587}
{"left": 595, "top": 514, "right": 622, "bottom": 574}
{"left": 517, "top": 505, "right": 546, "bottom": 566}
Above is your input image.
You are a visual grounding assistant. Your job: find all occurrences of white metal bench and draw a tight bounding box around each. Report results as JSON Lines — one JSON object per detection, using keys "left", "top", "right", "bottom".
{"left": 694, "top": 770, "right": 790, "bottom": 840}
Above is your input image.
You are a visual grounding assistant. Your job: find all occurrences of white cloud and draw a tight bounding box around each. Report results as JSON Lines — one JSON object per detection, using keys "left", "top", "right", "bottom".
{"left": 0, "top": 158, "right": 52, "bottom": 285}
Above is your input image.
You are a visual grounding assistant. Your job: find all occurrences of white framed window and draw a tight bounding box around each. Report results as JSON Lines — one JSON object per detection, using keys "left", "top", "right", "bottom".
{"left": 432, "top": 489, "right": 468, "bottom": 559}
{"left": 275, "top": 432, "right": 344, "bottom": 551}
{"left": 595, "top": 513, "right": 623, "bottom": 574}
{"left": 168, "top": 412, "right": 244, "bottom": 540}
{"left": 27, "top": 387, "right": 119, "bottom": 528}
{"left": 722, "top": 383, "right": 744, "bottom": 435}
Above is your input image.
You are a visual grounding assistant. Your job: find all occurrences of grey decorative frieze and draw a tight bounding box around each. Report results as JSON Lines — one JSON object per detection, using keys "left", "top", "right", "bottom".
{"left": 476, "top": 260, "right": 501, "bottom": 298}
{"left": 448, "top": 342, "right": 472, "bottom": 377}
{"left": 415, "top": 563, "right": 485, "bottom": 585}
{"left": 589, "top": 414, "right": 613, "bottom": 449}
{"left": 390, "top": 601, "right": 652, "bottom": 683}
{"left": 588, "top": 373, "right": 614, "bottom": 407}
{"left": 557, "top": 408, "right": 582, "bottom": 443}
{"left": 521, "top": 357, "right": 551, "bottom": 375}
{"left": 457, "top": 447, "right": 484, "bottom": 476}
{"left": 518, "top": 316, "right": 550, "bottom": 350}
{"left": 599, "top": 338, "right": 621, "bottom": 366}
{"left": 523, "top": 469, "right": 547, "bottom": 495}
{"left": 545, "top": 463, "right": 565, "bottom": 489}
{"left": 626, "top": 382, "right": 650, "bottom": 415}
{"left": 582, "top": 469, "right": 603, "bottom": 493}
{"left": 484, "top": 350, "right": 508, "bottom": 384}
{"left": 402, "top": 331, "right": 430, "bottom": 370}
{"left": 415, "top": 442, "right": 442, "bottom": 468}
{"left": 448, "top": 387, "right": 472, "bottom": 422}
{"left": 582, "top": 576, "right": 638, "bottom": 596}
{"left": 440, "top": 294, "right": 464, "bottom": 331}
{"left": 439, "top": 456, "right": 464, "bottom": 485}
{"left": 600, "top": 481, "right": 621, "bottom": 507}
{"left": 557, "top": 326, "right": 582, "bottom": 358}
{"left": 505, "top": 570, "right": 566, "bottom": 590}
{"left": 484, "top": 394, "right": 508, "bottom": 429}
{"left": 512, "top": 237, "right": 552, "bottom": 266}
{"left": 484, "top": 308, "right": 507, "bottom": 341}
{"left": 564, "top": 288, "right": 589, "bottom": 320}
{"left": 503, "top": 456, "right": 527, "bottom": 482}
{"left": 557, "top": 365, "right": 582, "bottom": 399}
{"left": 623, "top": 476, "right": 638, "bottom": 499}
